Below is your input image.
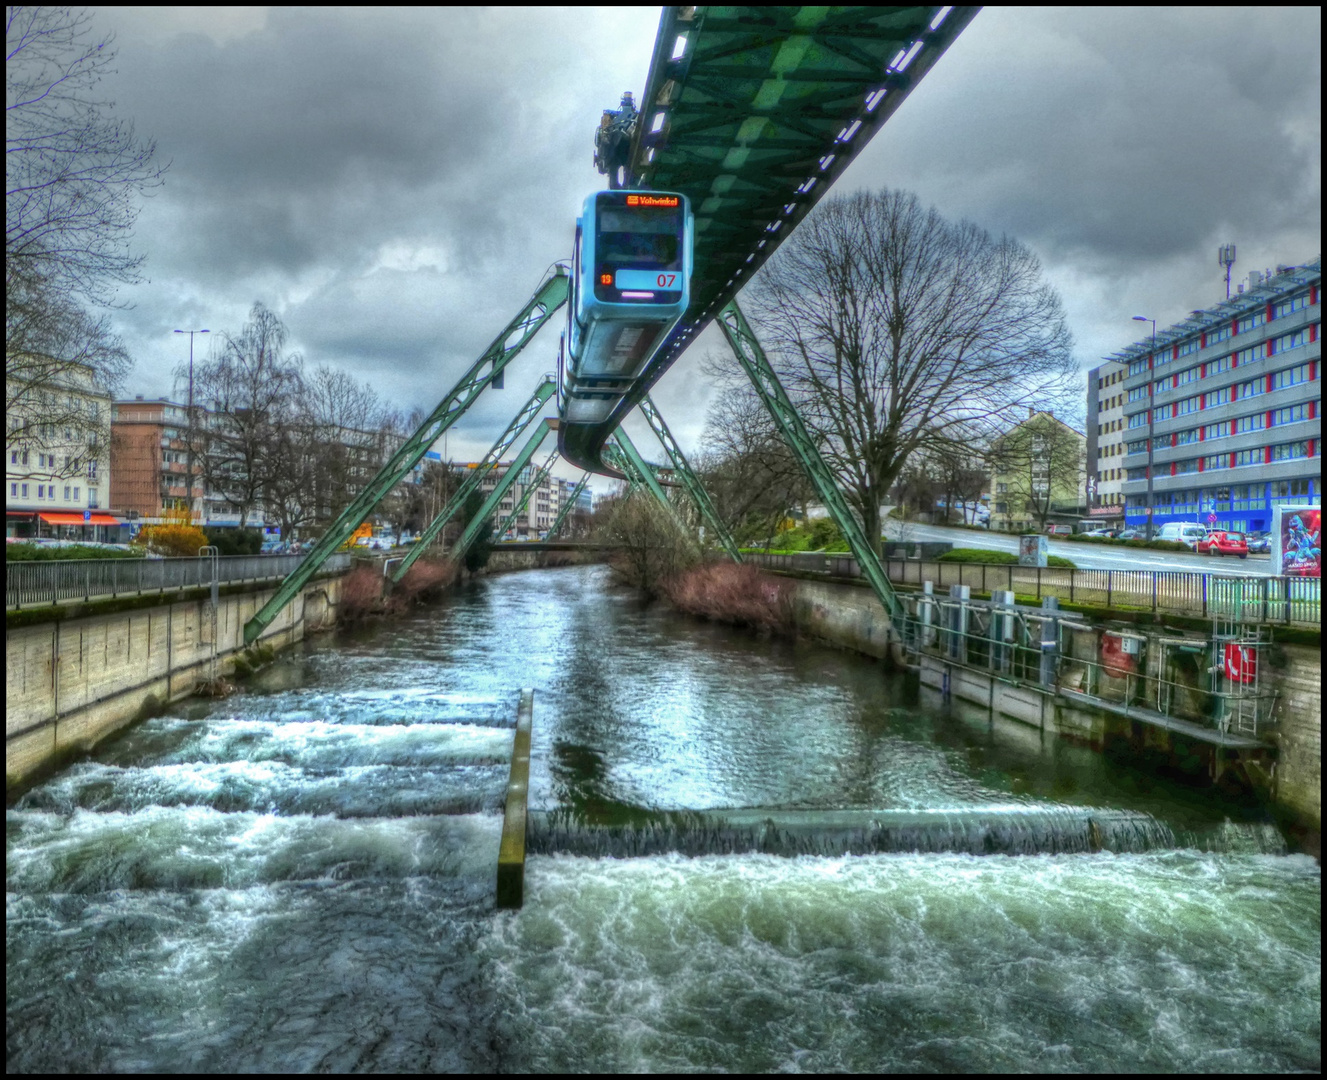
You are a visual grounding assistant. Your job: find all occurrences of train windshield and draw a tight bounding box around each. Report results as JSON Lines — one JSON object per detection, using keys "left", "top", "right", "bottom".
{"left": 595, "top": 202, "right": 683, "bottom": 271}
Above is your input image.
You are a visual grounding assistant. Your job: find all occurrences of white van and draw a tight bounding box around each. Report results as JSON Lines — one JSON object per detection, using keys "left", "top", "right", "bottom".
{"left": 1157, "top": 522, "right": 1208, "bottom": 549}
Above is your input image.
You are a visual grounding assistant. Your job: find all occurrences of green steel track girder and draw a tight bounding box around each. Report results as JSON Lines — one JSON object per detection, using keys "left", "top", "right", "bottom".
{"left": 390, "top": 377, "right": 555, "bottom": 583}
{"left": 638, "top": 394, "right": 742, "bottom": 562}
{"left": 559, "top": 6, "right": 978, "bottom": 471}
{"left": 452, "top": 421, "right": 555, "bottom": 563}
{"left": 243, "top": 269, "right": 568, "bottom": 643}
{"left": 494, "top": 447, "right": 559, "bottom": 540}
{"left": 717, "top": 299, "right": 902, "bottom": 621}
{"left": 547, "top": 472, "right": 590, "bottom": 539}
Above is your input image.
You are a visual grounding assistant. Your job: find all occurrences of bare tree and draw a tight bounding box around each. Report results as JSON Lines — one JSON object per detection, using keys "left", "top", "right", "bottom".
{"left": 190, "top": 303, "right": 302, "bottom": 528}
{"left": 697, "top": 354, "right": 817, "bottom": 545}
{"left": 599, "top": 490, "right": 695, "bottom": 596}
{"left": 988, "top": 412, "right": 1085, "bottom": 531}
{"left": 7, "top": 7, "right": 161, "bottom": 474}
{"left": 7, "top": 6, "right": 166, "bottom": 309}
{"left": 5, "top": 266, "right": 123, "bottom": 478}
{"left": 745, "top": 187, "right": 1076, "bottom": 555}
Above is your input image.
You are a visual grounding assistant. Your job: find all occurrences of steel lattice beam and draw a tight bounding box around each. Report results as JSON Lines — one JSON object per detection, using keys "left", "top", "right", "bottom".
{"left": 547, "top": 473, "right": 591, "bottom": 539}
{"left": 242, "top": 270, "right": 568, "bottom": 642}
{"left": 604, "top": 430, "right": 693, "bottom": 539}
{"left": 494, "top": 447, "right": 559, "bottom": 541}
{"left": 390, "top": 377, "right": 555, "bottom": 583}
{"left": 638, "top": 394, "right": 743, "bottom": 562}
{"left": 717, "top": 298, "right": 902, "bottom": 621}
{"left": 451, "top": 421, "right": 556, "bottom": 564}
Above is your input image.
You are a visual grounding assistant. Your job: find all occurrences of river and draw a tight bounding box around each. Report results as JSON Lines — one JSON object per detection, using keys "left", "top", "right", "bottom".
{"left": 6, "top": 564, "right": 1320, "bottom": 1071}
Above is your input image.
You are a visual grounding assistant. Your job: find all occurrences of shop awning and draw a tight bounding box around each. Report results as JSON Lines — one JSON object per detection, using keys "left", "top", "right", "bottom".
{"left": 38, "top": 512, "right": 121, "bottom": 526}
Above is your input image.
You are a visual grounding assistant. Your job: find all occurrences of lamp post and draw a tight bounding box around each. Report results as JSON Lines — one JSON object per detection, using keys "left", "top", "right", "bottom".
{"left": 1132, "top": 316, "right": 1156, "bottom": 539}
{"left": 174, "top": 329, "right": 209, "bottom": 523}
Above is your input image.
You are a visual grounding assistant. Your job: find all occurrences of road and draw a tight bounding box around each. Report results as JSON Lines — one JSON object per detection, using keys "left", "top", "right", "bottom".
{"left": 886, "top": 522, "right": 1273, "bottom": 577}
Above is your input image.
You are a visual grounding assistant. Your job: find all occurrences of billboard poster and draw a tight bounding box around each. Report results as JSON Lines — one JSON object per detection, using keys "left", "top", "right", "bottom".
{"left": 1272, "top": 504, "right": 1321, "bottom": 577}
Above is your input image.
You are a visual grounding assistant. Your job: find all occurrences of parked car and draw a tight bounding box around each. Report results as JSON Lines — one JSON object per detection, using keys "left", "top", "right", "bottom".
{"left": 260, "top": 540, "right": 286, "bottom": 554}
{"left": 1081, "top": 528, "right": 1116, "bottom": 538}
{"left": 1045, "top": 523, "right": 1074, "bottom": 536}
{"left": 1157, "top": 522, "right": 1209, "bottom": 549}
{"left": 1244, "top": 530, "right": 1271, "bottom": 554}
{"left": 1115, "top": 528, "right": 1145, "bottom": 541}
{"left": 1196, "top": 530, "right": 1249, "bottom": 559}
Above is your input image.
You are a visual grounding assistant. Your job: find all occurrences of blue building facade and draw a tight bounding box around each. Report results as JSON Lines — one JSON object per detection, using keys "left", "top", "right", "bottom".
{"left": 1111, "top": 257, "right": 1320, "bottom": 534}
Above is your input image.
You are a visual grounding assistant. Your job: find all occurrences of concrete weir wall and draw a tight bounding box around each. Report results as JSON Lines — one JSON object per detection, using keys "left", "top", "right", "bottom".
{"left": 6, "top": 577, "right": 342, "bottom": 788}
{"left": 784, "top": 574, "right": 1321, "bottom": 835}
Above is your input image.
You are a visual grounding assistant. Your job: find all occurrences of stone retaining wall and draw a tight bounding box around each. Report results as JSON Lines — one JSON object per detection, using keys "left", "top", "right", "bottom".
{"left": 6, "top": 577, "right": 342, "bottom": 788}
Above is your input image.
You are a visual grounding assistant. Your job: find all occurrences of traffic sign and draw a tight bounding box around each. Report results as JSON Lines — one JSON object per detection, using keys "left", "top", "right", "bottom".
{"left": 83, "top": 510, "right": 91, "bottom": 522}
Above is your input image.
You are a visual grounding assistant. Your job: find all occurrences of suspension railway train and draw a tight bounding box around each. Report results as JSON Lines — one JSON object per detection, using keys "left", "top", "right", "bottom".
{"left": 558, "top": 190, "right": 694, "bottom": 430}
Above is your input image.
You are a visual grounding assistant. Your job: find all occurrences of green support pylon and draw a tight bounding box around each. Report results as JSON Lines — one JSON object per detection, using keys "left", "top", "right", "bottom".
{"left": 452, "top": 420, "right": 555, "bottom": 564}
{"left": 243, "top": 269, "right": 568, "bottom": 643}
{"left": 638, "top": 394, "right": 742, "bottom": 562}
{"left": 493, "top": 447, "right": 558, "bottom": 540}
{"left": 603, "top": 430, "right": 694, "bottom": 542}
{"left": 390, "top": 377, "right": 554, "bottom": 583}
{"left": 716, "top": 299, "right": 902, "bottom": 621}
{"left": 546, "top": 472, "right": 590, "bottom": 539}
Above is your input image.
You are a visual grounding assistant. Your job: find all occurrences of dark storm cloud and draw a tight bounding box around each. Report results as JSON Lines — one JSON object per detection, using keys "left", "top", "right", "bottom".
{"left": 86, "top": 7, "right": 1318, "bottom": 481}
{"left": 864, "top": 7, "right": 1320, "bottom": 264}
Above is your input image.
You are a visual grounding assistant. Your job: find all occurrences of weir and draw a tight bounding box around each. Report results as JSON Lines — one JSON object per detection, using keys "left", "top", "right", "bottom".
{"left": 528, "top": 806, "right": 1178, "bottom": 858}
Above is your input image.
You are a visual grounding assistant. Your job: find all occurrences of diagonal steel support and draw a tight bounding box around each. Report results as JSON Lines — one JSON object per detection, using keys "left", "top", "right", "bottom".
{"left": 243, "top": 269, "right": 568, "bottom": 643}
{"left": 547, "top": 472, "right": 590, "bottom": 539}
{"left": 638, "top": 394, "right": 742, "bottom": 562}
{"left": 604, "top": 430, "right": 697, "bottom": 545}
{"left": 494, "top": 447, "right": 559, "bottom": 540}
{"left": 452, "top": 420, "right": 555, "bottom": 564}
{"left": 717, "top": 299, "right": 902, "bottom": 622}
{"left": 390, "top": 377, "right": 554, "bottom": 583}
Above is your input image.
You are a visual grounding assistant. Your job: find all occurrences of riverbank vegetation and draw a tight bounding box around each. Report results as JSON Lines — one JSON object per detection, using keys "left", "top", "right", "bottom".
{"left": 663, "top": 561, "right": 794, "bottom": 635}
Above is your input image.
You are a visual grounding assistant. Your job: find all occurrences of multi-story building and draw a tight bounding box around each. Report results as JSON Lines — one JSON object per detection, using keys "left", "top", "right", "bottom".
{"left": 989, "top": 409, "right": 1086, "bottom": 533}
{"left": 476, "top": 460, "right": 566, "bottom": 539}
{"left": 6, "top": 358, "right": 119, "bottom": 540}
{"left": 1109, "top": 257, "right": 1320, "bottom": 534}
{"left": 1085, "top": 359, "right": 1127, "bottom": 527}
{"left": 110, "top": 397, "right": 206, "bottom": 525}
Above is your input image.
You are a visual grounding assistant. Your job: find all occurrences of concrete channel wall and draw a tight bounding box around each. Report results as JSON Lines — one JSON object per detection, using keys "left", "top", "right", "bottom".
{"left": 6, "top": 576, "right": 343, "bottom": 788}
{"left": 784, "top": 574, "right": 1321, "bottom": 837}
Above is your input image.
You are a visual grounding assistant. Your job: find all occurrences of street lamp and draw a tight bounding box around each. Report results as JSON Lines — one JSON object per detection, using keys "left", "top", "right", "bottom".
{"left": 174, "top": 328, "right": 209, "bottom": 523}
{"left": 1132, "top": 316, "right": 1156, "bottom": 539}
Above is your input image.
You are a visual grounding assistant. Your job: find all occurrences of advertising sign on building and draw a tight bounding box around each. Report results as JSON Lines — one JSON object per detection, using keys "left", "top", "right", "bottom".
{"left": 1271, "top": 505, "right": 1321, "bottom": 577}
{"left": 1018, "top": 534, "right": 1048, "bottom": 567}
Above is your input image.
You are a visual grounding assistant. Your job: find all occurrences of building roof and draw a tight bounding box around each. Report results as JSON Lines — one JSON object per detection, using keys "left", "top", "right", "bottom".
{"left": 1103, "top": 254, "right": 1321, "bottom": 366}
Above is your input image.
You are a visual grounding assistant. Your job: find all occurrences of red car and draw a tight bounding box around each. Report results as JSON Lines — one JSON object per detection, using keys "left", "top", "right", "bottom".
{"left": 1196, "top": 530, "right": 1249, "bottom": 559}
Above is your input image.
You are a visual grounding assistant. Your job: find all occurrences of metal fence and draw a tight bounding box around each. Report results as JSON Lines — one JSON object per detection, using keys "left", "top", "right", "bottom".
{"left": 747, "top": 552, "right": 1321, "bottom": 629}
{"left": 6, "top": 552, "right": 353, "bottom": 611}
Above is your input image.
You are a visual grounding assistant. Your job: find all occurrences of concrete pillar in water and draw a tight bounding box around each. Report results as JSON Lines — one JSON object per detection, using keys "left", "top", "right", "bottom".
{"left": 920, "top": 581, "right": 936, "bottom": 650}
{"left": 497, "top": 688, "right": 533, "bottom": 909}
{"left": 948, "top": 584, "right": 970, "bottom": 663}
{"left": 991, "top": 590, "right": 1016, "bottom": 673}
{"left": 1039, "top": 596, "right": 1060, "bottom": 688}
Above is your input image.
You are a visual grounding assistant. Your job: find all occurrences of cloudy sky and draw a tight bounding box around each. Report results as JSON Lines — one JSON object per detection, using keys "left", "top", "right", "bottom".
{"left": 73, "top": 6, "right": 1322, "bottom": 492}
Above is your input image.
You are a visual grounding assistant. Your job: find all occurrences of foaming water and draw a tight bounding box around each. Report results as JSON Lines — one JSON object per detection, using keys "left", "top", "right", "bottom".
{"left": 7, "top": 565, "right": 1318, "bottom": 1072}
{"left": 486, "top": 851, "right": 1321, "bottom": 1073}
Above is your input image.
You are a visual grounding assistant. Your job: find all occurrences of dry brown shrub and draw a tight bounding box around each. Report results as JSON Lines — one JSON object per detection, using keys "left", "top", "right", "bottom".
{"left": 397, "top": 557, "right": 459, "bottom": 604}
{"left": 663, "top": 560, "right": 794, "bottom": 635}
{"left": 336, "top": 564, "right": 386, "bottom": 625}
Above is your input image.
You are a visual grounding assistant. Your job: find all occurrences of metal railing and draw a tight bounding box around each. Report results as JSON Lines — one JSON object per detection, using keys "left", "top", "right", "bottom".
{"left": 747, "top": 551, "right": 1321, "bottom": 628}
{"left": 893, "top": 588, "right": 1280, "bottom": 741}
{"left": 6, "top": 552, "right": 353, "bottom": 611}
